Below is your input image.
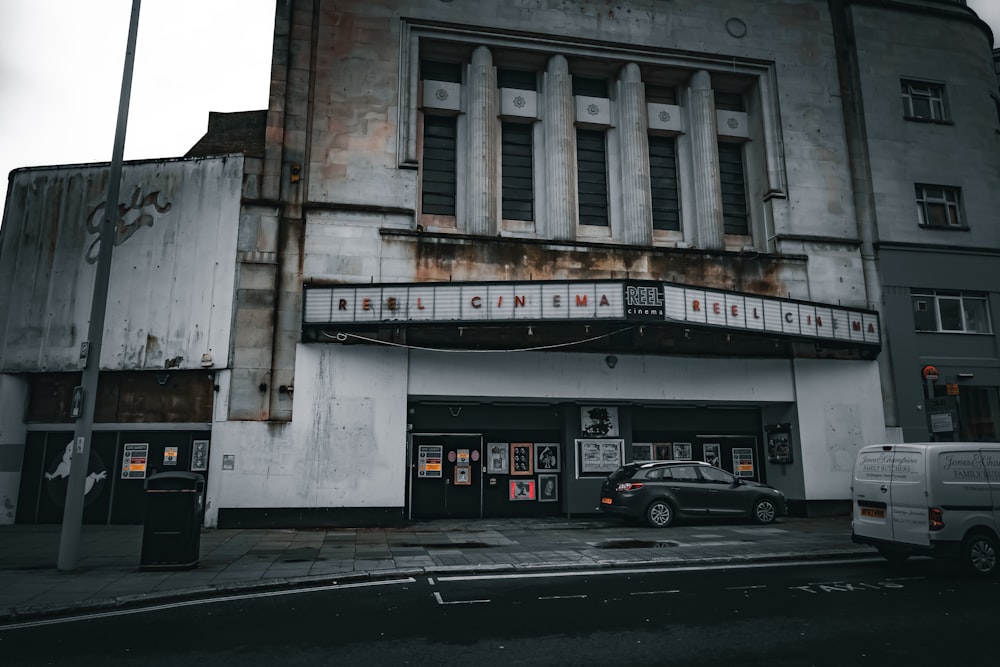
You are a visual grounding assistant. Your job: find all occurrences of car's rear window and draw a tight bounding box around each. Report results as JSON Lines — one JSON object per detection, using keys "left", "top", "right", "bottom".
{"left": 608, "top": 465, "right": 640, "bottom": 482}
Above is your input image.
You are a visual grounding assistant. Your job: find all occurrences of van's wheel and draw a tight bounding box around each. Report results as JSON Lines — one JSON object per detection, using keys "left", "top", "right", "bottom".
{"left": 752, "top": 498, "right": 777, "bottom": 524}
{"left": 961, "top": 532, "right": 999, "bottom": 576}
{"left": 876, "top": 546, "right": 910, "bottom": 566}
{"left": 646, "top": 500, "right": 674, "bottom": 528}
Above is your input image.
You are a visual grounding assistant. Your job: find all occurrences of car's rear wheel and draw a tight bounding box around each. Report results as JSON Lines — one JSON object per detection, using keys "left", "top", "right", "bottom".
{"left": 752, "top": 498, "right": 777, "bottom": 524}
{"left": 961, "top": 531, "right": 999, "bottom": 577}
{"left": 646, "top": 500, "right": 674, "bottom": 528}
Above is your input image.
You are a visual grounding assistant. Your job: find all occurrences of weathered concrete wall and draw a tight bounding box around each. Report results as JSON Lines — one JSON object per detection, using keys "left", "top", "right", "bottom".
{"left": 286, "top": 0, "right": 877, "bottom": 311}
{"left": 0, "top": 156, "right": 242, "bottom": 373}
{"left": 850, "top": 3, "right": 1000, "bottom": 249}
{"left": 204, "top": 343, "right": 408, "bottom": 525}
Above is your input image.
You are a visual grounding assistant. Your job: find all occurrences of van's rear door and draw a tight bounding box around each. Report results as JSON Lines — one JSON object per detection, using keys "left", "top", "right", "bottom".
{"left": 886, "top": 448, "right": 928, "bottom": 547}
{"left": 853, "top": 446, "right": 928, "bottom": 546}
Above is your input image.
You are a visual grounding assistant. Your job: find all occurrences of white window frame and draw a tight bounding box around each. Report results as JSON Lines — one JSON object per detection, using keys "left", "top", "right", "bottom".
{"left": 915, "top": 184, "right": 964, "bottom": 229}
{"left": 901, "top": 79, "right": 948, "bottom": 122}
{"left": 911, "top": 290, "right": 993, "bottom": 334}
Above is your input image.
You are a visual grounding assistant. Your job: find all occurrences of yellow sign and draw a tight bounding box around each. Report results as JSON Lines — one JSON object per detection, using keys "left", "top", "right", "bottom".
{"left": 946, "top": 384, "right": 959, "bottom": 396}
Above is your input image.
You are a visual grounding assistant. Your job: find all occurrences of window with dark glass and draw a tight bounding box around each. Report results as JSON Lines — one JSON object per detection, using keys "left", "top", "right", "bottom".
{"left": 576, "top": 129, "right": 609, "bottom": 227}
{"left": 501, "top": 123, "right": 533, "bottom": 221}
{"left": 572, "top": 76, "right": 609, "bottom": 98}
{"left": 497, "top": 68, "right": 537, "bottom": 91}
{"left": 649, "top": 135, "right": 680, "bottom": 231}
{"left": 901, "top": 79, "right": 948, "bottom": 121}
{"left": 915, "top": 184, "right": 963, "bottom": 228}
{"left": 421, "top": 60, "right": 462, "bottom": 83}
{"left": 714, "top": 91, "right": 745, "bottom": 112}
{"left": 719, "top": 142, "right": 748, "bottom": 235}
{"left": 420, "top": 115, "right": 457, "bottom": 216}
{"left": 645, "top": 83, "right": 677, "bottom": 105}
{"left": 911, "top": 290, "right": 992, "bottom": 334}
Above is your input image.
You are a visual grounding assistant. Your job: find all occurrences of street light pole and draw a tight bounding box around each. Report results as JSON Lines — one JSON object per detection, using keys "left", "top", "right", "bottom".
{"left": 58, "top": 0, "right": 142, "bottom": 571}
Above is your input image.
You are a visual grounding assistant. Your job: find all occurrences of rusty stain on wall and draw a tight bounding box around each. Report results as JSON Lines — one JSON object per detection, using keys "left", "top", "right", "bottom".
{"left": 403, "top": 233, "right": 797, "bottom": 297}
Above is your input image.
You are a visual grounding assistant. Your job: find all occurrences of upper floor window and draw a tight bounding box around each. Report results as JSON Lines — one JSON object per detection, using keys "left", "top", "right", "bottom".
{"left": 649, "top": 135, "right": 680, "bottom": 231}
{"left": 901, "top": 79, "right": 949, "bottom": 122}
{"left": 576, "top": 128, "right": 609, "bottom": 227}
{"left": 911, "top": 290, "right": 992, "bottom": 334}
{"left": 719, "top": 142, "right": 749, "bottom": 236}
{"left": 420, "top": 115, "right": 458, "bottom": 216}
{"left": 915, "top": 184, "right": 964, "bottom": 229}
{"left": 501, "top": 122, "right": 534, "bottom": 221}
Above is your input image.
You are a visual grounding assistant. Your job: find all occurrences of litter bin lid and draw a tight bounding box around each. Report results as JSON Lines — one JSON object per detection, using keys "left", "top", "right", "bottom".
{"left": 145, "top": 471, "right": 205, "bottom": 491}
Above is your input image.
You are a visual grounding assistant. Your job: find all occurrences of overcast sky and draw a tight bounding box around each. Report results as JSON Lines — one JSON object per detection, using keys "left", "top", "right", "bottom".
{"left": 1, "top": 0, "right": 998, "bottom": 219}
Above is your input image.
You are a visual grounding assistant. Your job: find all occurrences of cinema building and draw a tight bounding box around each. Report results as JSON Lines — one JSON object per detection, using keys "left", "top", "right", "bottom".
{"left": 2, "top": 0, "right": 998, "bottom": 527}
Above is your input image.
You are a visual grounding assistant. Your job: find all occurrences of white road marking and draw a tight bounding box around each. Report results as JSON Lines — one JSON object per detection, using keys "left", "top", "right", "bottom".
{"left": 433, "top": 591, "right": 490, "bottom": 605}
{"left": 434, "top": 558, "right": 881, "bottom": 583}
{"left": 727, "top": 585, "right": 767, "bottom": 591}
{"left": 0, "top": 578, "right": 417, "bottom": 631}
{"left": 630, "top": 590, "right": 679, "bottom": 596}
{"left": 538, "top": 594, "right": 587, "bottom": 600}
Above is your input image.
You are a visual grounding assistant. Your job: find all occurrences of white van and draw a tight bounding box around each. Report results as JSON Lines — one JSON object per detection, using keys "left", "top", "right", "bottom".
{"left": 851, "top": 442, "right": 1000, "bottom": 576}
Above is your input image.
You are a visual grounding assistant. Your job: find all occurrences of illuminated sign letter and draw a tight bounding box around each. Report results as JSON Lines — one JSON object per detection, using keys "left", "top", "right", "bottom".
{"left": 692, "top": 300, "right": 701, "bottom": 312}
{"left": 576, "top": 294, "right": 588, "bottom": 307}
{"left": 386, "top": 297, "right": 397, "bottom": 311}
{"left": 362, "top": 298, "right": 372, "bottom": 311}
{"left": 552, "top": 295, "right": 561, "bottom": 307}
{"left": 338, "top": 299, "right": 348, "bottom": 311}
{"left": 515, "top": 295, "right": 526, "bottom": 308}
{"left": 471, "top": 296, "right": 482, "bottom": 309}
{"left": 599, "top": 294, "right": 610, "bottom": 307}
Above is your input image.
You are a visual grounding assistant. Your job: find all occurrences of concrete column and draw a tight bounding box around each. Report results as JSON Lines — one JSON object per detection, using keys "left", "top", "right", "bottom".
{"left": 617, "top": 63, "right": 653, "bottom": 245}
{"left": 688, "top": 70, "right": 724, "bottom": 249}
{"left": 466, "top": 46, "right": 499, "bottom": 236}
{"left": 543, "top": 54, "right": 577, "bottom": 241}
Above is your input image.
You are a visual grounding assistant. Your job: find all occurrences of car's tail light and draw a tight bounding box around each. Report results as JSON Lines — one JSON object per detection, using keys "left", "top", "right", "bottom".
{"left": 928, "top": 507, "right": 944, "bottom": 531}
{"left": 616, "top": 482, "right": 644, "bottom": 492}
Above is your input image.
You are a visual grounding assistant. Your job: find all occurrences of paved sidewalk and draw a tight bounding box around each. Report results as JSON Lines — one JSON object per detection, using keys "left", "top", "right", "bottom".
{"left": 0, "top": 515, "right": 875, "bottom": 623}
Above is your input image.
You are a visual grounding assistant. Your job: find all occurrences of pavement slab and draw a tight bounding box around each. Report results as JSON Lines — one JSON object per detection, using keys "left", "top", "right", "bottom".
{"left": 0, "top": 515, "right": 877, "bottom": 623}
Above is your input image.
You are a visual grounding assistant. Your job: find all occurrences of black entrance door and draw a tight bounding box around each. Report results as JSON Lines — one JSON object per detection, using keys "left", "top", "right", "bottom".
{"left": 409, "top": 434, "right": 483, "bottom": 519}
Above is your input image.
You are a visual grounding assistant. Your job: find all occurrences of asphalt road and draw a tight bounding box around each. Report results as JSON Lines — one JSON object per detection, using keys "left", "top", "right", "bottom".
{"left": 1, "top": 556, "right": 995, "bottom": 666}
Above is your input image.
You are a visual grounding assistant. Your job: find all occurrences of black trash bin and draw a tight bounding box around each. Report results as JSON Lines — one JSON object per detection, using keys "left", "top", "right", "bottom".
{"left": 140, "top": 472, "right": 205, "bottom": 570}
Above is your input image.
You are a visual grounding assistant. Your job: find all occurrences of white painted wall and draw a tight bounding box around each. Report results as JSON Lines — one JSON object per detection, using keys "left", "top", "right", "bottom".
{"left": 793, "top": 358, "right": 887, "bottom": 500}
{"left": 407, "top": 350, "right": 797, "bottom": 403}
{"left": 204, "top": 344, "right": 408, "bottom": 526}
{"left": 0, "top": 374, "right": 27, "bottom": 524}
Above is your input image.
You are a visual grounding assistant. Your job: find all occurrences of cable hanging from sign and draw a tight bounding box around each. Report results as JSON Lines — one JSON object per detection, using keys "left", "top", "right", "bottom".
{"left": 322, "top": 326, "right": 636, "bottom": 353}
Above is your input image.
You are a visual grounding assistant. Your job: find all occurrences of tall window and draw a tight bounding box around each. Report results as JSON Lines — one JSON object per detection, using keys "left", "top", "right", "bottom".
{"left": 719, "top": 142, "right": 749, "bottom": 235}
{"left": 501, "top": 123, "right": 533, "bottom": 221}
{"left": 915, "top": 184, "right": 963, "bottom": 229}
{"left": 421, "top": 115, "right": 457, "bottom": 216}
{"left": 420, "top": 60, "right": 462, "bottom": 217}
{"left": 649, "top": 135, "right": 680, "bottom": 231}
{"left": 911, "top": 290, "right": 992, "bottom": 333}
{"left": 576, "top": 129, "right": 609, "bottom": 227}
{"left": 901, "top": 79, "right": 948, "bottom": 121}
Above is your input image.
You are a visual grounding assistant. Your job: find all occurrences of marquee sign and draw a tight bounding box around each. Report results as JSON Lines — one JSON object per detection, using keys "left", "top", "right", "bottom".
{"left": 303, "top": 280, "right": 880, "bottom": 346}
